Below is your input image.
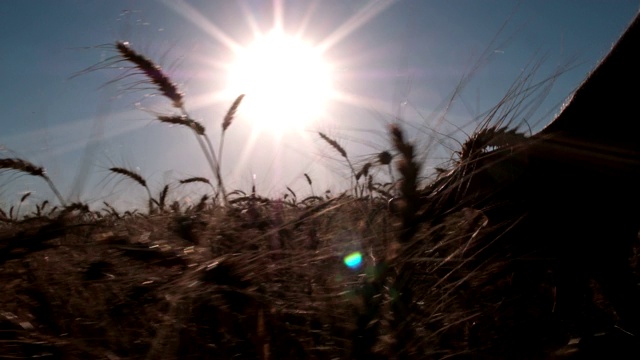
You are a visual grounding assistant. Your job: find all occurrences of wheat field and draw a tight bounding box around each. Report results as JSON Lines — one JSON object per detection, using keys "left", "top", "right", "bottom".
{"left": 2, "top": 13, "right": 640, "bottom": 359}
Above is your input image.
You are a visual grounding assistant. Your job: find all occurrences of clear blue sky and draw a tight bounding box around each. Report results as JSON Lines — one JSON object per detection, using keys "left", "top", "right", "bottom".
{"left": 1, "top": 1, "right": 638, "bottom": 210}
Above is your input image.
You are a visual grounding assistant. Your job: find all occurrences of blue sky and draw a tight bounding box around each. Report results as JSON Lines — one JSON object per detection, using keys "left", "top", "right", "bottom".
{"left": 1, "top": 1, "right": 638, "bottom": 210}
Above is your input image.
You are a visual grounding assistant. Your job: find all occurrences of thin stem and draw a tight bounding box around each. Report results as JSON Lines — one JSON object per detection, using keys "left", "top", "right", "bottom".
{"left": 44, "top": 176, "right": 67, "bottom": 207}
{"left": 178, "top": 106, "right": 227, "bottom": 206}
{"left": 205, "top": 133, "right": 227, "bottom": 203}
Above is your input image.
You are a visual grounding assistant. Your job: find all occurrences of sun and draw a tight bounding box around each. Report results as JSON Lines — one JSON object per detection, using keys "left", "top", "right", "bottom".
{"left": 225, "top": 29, "right": 334, "bottom": 133}
{"left": 163, "top": 0, "right": 396, "bottom": 137}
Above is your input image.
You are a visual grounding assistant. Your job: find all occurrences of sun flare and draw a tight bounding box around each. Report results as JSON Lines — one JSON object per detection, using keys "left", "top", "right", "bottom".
{"left": 225, "top": 29, "right": 334, "bottom": 133}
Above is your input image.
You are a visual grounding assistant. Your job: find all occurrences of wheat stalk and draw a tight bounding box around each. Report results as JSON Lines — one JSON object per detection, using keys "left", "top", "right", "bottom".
{"left": 387, "top": 123, "right": 424, "bottom": 355}
{"left": 389, "top": 124, "right": 420, "bottom": 240}
{"left": 217, "top": 94, "right": 245, "bottom": 203}
{"left": 222, "top": 94, "right": 245, "bottom": 132}
{"left": 115, "top": 41, "right": 184, "bottom": 109}
{"left": 286, "top": 186, "right": 297, "bottom": 205}
{"left": 155, "top": 115, "right": 221, "bottom": 196}
{"left": 355, "top": 163, "right": 371, "bottom": 181}
{"left": 109, "top": 167, "right": 154, "bottom": 213}
{"left": 318, "top": 132, "right": 358, "bottom": 195}
{"left": 113, "top": 42, "right": 226, "bottom": 206}
{"left": 157, "top": 184, "right": 170, "bottom": 212}
{"left": 195, "top": 194, "right": 209, "bottom": 212}
{"left": 111, "top": 41, "right": 253, "bottom": 207}
{"left": 102, "top": 201, "right": 120, "bottom": 218}
{"left": 109, "top": 167, "right": 146, "bottom": 188}
{"left": 378, "top": 150, "right": 395, "bottom": 186}
{"left": 355, "top": 162, "right": 372, "bottom": 198}
{"left": 60, "top": 202, "right": 90, "bottom": 217}
{"left": 19, "top": 191, "right": 31, "bottom": 203}
{"left": 157, "top": 115, "right": 205, "bottom": 135}
{"left": 0, "top": 158, "right": 66, "bottom": 206}
{"left": 0, "top": 158, "right": 43, "bottom": 176}
{"left": 179, "top": 176, "right": 212, "bottom": 186}
{"left": 14, "top": 192, "right": 31, "bottom": 220}
{"left": 304, "top": 173, "right": 314, "bottom": 196}
{"left": 458, "top": 126, "right": 527, "bottom": 163}
{"left": 38, "top": 200, "right": 49, "bottom": 216}
{"left": 179, "top": 177, "right": 215, "bottom": 197}
{"left": 318, "top": 132, "right": 347, "bottom": 158}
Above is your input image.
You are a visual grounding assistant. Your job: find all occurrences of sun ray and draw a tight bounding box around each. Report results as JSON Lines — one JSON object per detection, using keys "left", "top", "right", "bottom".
{"left": 317, "top": 0, "right": 397, "bottom": 52}
{"left": 273, "top": 0, "right": 285, "bottom": 30}
{"left": 294, "top": 0, "right": 321, "bottom": 39}
{"left": 228, "top": 126, "right": 262, "bottom": 184}
{"left": 238, "top": 0, "right": 263, "bottom": 37}
{"left": 2, "top": 110, "right": 146, "bottom": 163}
{"left": 331, "top": 90, "right": 385, "bottom": 110}
{"left": 160, "top": 0, "right": 242, "bottom": 52}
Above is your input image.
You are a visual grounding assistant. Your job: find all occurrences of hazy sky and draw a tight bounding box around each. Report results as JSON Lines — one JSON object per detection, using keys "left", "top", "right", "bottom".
{"left": 1, "top": 1, "right": 638, "bottom": 210}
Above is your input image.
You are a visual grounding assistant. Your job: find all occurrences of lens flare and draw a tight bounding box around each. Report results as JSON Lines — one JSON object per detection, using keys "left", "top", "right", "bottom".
{"left": 344, "top": 251, "right": 363, "bottom": 269}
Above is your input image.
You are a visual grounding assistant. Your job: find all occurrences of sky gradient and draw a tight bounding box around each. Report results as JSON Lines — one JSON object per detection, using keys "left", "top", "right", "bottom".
{"left": 1, "top": 1, "right": 638, "bottom": 210}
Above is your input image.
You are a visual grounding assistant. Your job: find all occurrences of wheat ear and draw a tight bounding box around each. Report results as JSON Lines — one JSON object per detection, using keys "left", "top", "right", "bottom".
{"left": 304, "top": 173, "right": 314, "bottom": 196}
{"left": 156, "top": 184, "right": 170, "bottom": 212}
{"left": 157, "top": 99, "right": 225, "bottom": 205}
{"left": 389, "top": 124, "right": 420, "bottom": 241}
{"left": 155, "top": 115, "right": 222, "bottom": 193}
{"left": 102, "top": 201, "right": 120, "bottom": 218}
{"left": 115, "top": 41, "right": 226, "bottom": 205}
{"left": 179, "top": 176, "right": 212, "bottom": 186}
{"left": 15, "top": 191, "right": 31, "bottom": 219}
{"left": 109, "top": 167, "right": 154, "bottom": 213}
{"left": 157, "top": 115, "right": 205, "bottom": 135}
{"left": 0, "top": 158, "right": 66, "bottom": 206}
{"left": 387, "top": 123, "right": 423, "bottom": 356}
{"left": 179, "top": 177, "right": 215, "bottom": 196}
{"left": 378, "top": 150, "right": 395, "bottom": 185}
{"left": 318, "top": 132, "right": 358, "bottom": 194}
{"left": 115, "top": 41, "right": 184, "bottom": 109}
{"left": 216, "top": 94, "right": 245, "bottom": 203}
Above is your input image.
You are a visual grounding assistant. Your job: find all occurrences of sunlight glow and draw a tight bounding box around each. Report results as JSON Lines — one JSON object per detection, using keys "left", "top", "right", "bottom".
{"left": 226, "top": 29, "right": 334, "bottom": 133}
{"left": 161, "top": 0, "right": 397, "bottom": 147}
